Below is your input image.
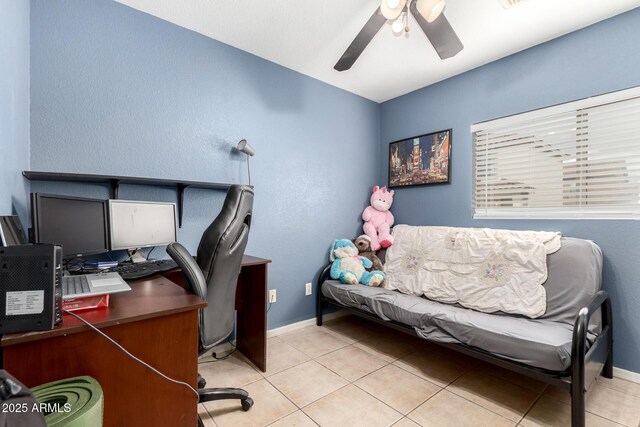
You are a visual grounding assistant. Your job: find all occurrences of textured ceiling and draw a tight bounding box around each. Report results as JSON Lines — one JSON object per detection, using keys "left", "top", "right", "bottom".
{"left": 115, "top": 0, "right": 640, "bottom": 103}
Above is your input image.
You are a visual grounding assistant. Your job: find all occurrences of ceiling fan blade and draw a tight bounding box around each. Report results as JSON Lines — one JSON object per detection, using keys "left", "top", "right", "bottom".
{"left": 334, "top": 7, "right": 387, "bottom": 72}
{"left": 409, "top": 1, "right": 463, "bottom": 59}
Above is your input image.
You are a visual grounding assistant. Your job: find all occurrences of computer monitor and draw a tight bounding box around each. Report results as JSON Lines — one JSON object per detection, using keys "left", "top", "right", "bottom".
{"left": 108, "top": 200, "right": 177, "bottom": 251}
{"left": 30, "top": 193, "right": 110, "bottom": 258}
{"left": 0, "top": 216, "right": 26, "bottom": 246}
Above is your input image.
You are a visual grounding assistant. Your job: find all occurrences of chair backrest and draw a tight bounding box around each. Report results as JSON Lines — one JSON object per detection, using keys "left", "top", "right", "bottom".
{"left": 197, "top": 185, "right": 254, "bottom": 349}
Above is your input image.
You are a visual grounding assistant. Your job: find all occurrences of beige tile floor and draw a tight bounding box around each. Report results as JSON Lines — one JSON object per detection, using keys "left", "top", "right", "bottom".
{"left": 197, "top": 315, "right": 640, "bottom": 427}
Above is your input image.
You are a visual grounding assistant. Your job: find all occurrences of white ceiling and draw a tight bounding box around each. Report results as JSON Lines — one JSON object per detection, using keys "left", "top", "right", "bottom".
{"left": 115, "top": 0, "right": 640, "bottom": 103}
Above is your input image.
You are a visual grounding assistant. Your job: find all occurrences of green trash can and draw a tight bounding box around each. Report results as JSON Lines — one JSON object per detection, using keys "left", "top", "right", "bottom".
{"left": 32, "top": 376, "right": 103, "bottom": 427}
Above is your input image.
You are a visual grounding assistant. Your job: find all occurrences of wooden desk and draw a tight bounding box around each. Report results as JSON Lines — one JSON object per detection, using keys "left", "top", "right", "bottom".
{"left": 1, "top": 275, "right": 206, "bottom": 427}
{"left": 236, "top": 255, "right": 271, "bottom": 372}
{"left": 0, "top": 254, "right": 270, "bottom": 426}
{"left": 163, "top": 255, "right": 271, "bottom": 372}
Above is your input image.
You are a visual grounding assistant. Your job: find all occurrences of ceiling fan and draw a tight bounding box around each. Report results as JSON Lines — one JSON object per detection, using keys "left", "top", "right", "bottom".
{"left": 334, "top": 0, "right": 463, "bottom": 71}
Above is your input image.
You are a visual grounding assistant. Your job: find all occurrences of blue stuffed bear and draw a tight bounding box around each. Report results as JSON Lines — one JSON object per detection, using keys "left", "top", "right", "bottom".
{"left": 329, "top": 239, "right": 384, "bottom": 286}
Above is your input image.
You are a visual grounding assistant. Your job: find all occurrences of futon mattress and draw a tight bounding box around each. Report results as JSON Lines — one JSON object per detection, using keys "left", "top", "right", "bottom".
{"left": 322, "top": 280, "right": 577, "bottom": 372}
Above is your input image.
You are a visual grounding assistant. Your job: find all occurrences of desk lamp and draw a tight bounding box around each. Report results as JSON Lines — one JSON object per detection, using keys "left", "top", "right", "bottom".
{"left": 236, "top": 139, "right": 255, "bottom": 185}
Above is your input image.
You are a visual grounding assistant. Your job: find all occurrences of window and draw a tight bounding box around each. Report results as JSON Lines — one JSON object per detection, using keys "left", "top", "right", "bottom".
{"left": 472, "top": 86, "right": 640, "bottom": 219}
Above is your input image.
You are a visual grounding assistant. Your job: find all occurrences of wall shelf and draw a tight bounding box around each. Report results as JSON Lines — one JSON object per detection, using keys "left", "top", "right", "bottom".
{"left": 23, "top": 171, "right": 234, "bottom": 227}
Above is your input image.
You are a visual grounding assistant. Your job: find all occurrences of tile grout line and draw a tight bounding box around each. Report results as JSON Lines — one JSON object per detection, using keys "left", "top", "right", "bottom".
{"left": 475, "top": 364, "right": 552, "bottom": 395}
{"left": 260, "top": 361, "right": 354, "bottom": 414}
{"left": 517, "top": 383, "right": 550, "bottom": 424}
{"left": 244, "top": 327, "right": 374, "bottom": 418}
{"left": 201, "top": 403, "right": 217, "bottom": 427}
{"left": 281, "top": 333, "right": 352, "bottom": 360}
{"left": 405, "top": 387, "right": 448, "bottom": 426}
{"left": 314, "top": 346, "right": 393, "bottom": 382}
{"left": 285, "top": 329, "right": 400, "bottom": 410}
{"left": 442, "top": 375, "right": 525, "bottom": 424}
{"left": 392, "top": 355, "right": 472, "bottom": 389}
{"left": 260, "top": 402, "right": 299, "bottom": 427}
{"left": 263, "top": 371, "right": 304, "bottom": 411}
{"left": 307, "top": 337, "right": 445, "bottom": 422}
{"left": 534, "top": 380, "right": 639, "bottom": 426}
{"left": 346, "top": 380, "right": 411, "bottom": 422}
{"left": 264, "top": 410, "right": 321, "bottom": 427}
{"left": 299, "top": 382, "right": 353, "bottom": 411}
{"left": 351, "top": 373, "right": 437, "bottom": 418}
{"left": 505, "top": 380, "right": 635, "bottom": 427}
{"left": 595, "top": 376, "right": 640, "bottom": 399}
{"left": 438, "top": 387, "right": 518, "bottom": 425}
{"left": 259, "top": 337, "right": 312, "bottom": 378}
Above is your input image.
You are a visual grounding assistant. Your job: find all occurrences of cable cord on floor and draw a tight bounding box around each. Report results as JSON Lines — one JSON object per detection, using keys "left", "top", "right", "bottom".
{"left": 62, "top": 309, "right": 199, "bottom": 399}
{"left": 198, "top": 338, "right": 237, "bottom": 364}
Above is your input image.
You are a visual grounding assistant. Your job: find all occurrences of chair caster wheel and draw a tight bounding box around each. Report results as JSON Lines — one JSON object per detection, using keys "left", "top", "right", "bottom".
{"left": 198, "top": 377, "right": 206, "bottom": 389}
{"left": 241, "top": 397, "right": 253, "bottom": 411}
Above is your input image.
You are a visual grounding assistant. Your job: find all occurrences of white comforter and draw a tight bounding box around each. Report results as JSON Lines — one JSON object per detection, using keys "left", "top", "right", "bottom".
{"left": 383, "top": 225, "right": 561, "bottom": 318}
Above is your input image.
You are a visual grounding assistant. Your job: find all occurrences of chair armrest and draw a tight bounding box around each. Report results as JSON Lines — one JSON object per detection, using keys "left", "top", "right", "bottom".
{"left": 166, "top": 242, "right": 207, "bottom": 298}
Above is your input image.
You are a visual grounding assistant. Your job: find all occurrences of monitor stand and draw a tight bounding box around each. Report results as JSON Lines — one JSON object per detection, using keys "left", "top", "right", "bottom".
{"left": 127, "top": 249, "right": 147, "bottom": 264}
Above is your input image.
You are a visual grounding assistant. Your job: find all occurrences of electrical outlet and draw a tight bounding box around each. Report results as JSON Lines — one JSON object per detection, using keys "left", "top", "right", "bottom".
{"left": 305, "top": 282, "right": 312, "bottom": 296}
{"left": 269, "top": 289, "right": 277, "bottom": 303}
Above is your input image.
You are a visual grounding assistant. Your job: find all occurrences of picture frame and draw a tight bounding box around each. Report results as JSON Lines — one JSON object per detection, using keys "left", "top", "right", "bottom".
{"left": 388, "top": 129, "right": 452, "bottom": 188}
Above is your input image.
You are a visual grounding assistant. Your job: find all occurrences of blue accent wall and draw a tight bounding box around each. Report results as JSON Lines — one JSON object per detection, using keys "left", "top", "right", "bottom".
{"left": 0, "top": 0, "right": 30, "bottom": 225}
{"left": 29, "top": 0, "right": 380, "bottom": 328}
{"left": 27, "top": 0, "right": 640, "bottom": 373}
{"left": 380, "top": 9, "right": 640, "bottom": 373}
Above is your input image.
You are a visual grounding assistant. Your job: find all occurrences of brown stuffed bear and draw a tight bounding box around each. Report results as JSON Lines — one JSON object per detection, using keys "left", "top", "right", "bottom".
{"left": 353, "top": 235, "right": 384, "bottom": 272}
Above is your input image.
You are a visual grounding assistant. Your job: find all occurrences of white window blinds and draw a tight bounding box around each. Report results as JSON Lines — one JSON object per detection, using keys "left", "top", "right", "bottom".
{"left": 472, "top": 86, "right": 640, "bottom": 219}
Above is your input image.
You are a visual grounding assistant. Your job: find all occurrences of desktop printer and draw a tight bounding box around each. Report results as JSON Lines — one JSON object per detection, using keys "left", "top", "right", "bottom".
{"left": 0, "top": 244, "right": 63, "bottom": 334}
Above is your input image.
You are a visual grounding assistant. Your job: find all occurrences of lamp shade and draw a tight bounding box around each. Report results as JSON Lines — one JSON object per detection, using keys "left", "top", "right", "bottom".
{"left": 381, "top": 0, "right": 407, "bottom": 20}
{"left": 237, "top": 139, "right": 255, "bottom": 156}
{"left": 416, "top": 0, "right": 445, "bottom": 22}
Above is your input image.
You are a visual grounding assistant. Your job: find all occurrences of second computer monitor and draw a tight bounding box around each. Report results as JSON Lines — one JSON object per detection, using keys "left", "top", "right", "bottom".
{"left": 108, "top": 200, "right": 177, "bottom": 251}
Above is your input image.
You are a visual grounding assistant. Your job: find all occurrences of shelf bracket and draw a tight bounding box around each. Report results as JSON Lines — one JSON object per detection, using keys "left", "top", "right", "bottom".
{"left": 177, "top": 184, "right": 187, "bottom": 228}
{"left": 110, "top": 179, "right": 121, "bottom": 199}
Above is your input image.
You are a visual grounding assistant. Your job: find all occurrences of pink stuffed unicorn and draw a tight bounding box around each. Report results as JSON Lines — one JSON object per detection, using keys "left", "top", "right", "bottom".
{"left": 362, "top": 186, "right": 394, "bottom": 251}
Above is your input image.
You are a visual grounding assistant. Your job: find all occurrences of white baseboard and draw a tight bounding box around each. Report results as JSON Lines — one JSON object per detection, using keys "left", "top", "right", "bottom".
{"left": 267, "top": 310, "right": 348, "bottom": 338}
{"left": 614, "top": 367, "right": 640, "bottom": 384}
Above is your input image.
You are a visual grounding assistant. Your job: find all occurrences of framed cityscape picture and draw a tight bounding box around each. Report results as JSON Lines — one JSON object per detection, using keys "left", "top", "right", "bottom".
{"left": 388, "top": 129, "right": 452, "bottom": 188}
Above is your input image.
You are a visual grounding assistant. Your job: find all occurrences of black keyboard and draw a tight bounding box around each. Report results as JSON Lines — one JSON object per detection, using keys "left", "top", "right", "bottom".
{"left": 115, "top": 259, "right": 179, "bottom": 280}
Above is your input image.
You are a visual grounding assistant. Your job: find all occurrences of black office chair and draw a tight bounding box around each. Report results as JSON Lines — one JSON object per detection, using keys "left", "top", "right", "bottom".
{"left": 166, "top": 185, "right": 254, "bottom": 425}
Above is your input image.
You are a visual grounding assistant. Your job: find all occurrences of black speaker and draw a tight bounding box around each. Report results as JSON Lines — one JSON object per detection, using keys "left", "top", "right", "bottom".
{"left": 0, "top": 244, "right": 62, "bottom": 334}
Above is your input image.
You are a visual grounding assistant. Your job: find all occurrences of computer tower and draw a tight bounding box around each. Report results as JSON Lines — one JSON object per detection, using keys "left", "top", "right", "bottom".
{"left": 0, "top": 244, "right": 63, "bottom": 334}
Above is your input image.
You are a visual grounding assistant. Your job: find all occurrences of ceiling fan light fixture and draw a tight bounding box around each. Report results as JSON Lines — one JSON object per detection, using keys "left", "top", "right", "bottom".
{"left": 416, "top": 0, "right": 446, "bottom": 22}
{"left": 333, "top": 0, "right": 463, "bottom": 72}
{"left": 381, "top": 0, "right": 407, "bottom": 20}
{"left": 498, "top": 0, "right": 525, "bottom": 8}
{"left": 391, "top": 14, "right": 405, "bottom": 35}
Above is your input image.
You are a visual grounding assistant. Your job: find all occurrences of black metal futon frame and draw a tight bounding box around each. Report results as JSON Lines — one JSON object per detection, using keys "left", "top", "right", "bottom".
{"left": 316, "top": 265, "right": 613, "bottom": 427}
